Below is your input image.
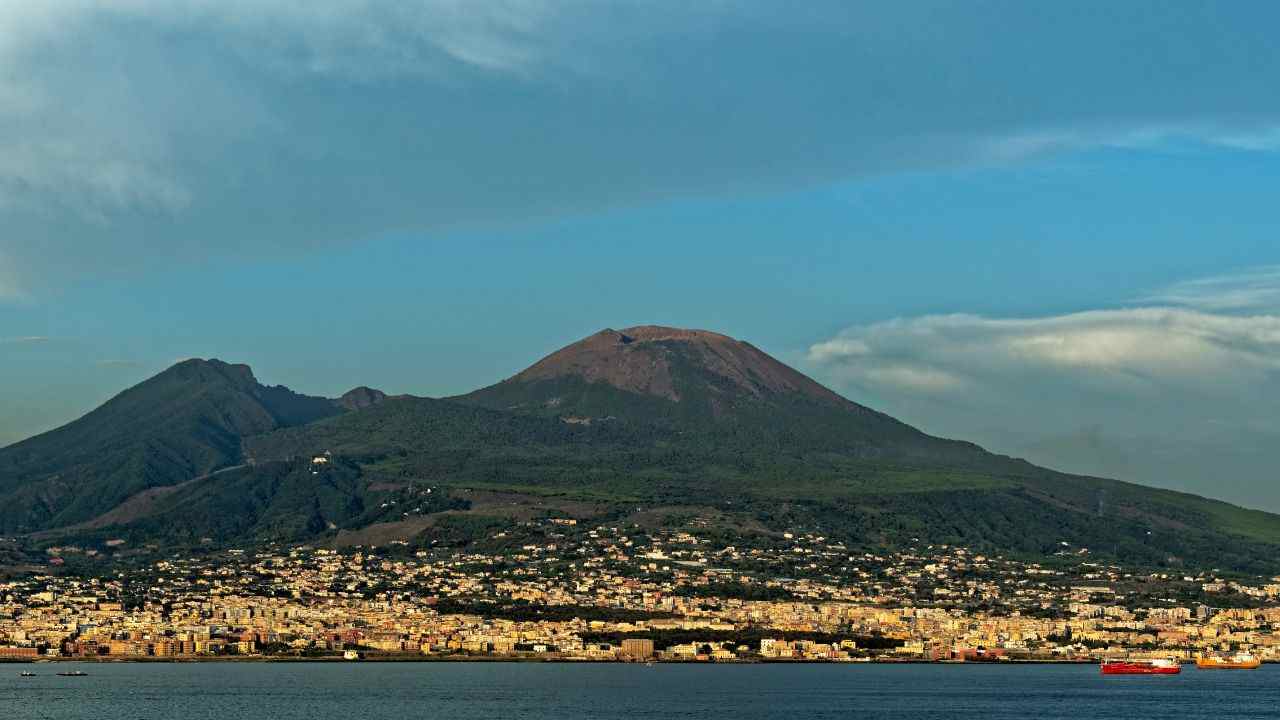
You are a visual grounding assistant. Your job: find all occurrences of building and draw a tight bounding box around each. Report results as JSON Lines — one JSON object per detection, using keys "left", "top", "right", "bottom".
{"left": 620, "top": 638, "right": 655, "bottom": 659}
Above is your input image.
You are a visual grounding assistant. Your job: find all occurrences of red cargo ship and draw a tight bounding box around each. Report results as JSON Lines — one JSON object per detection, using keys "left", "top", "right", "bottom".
{"left": 1100, "top": 659, "right": 1181, "bottom": 675}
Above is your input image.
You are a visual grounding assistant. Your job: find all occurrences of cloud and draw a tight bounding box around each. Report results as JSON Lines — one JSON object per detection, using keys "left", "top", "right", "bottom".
{"left": 978, "top": 123, "right": 1280, "bottom": 164}
{"left": 0, "top": 1, "right": 557, "bottom": 219}
{"left": 863, "top": 365, "right": 967, "bottom": 393}
{"left": 4, "top": 2, "right": 1280, "bottom": 295}
{"left": 1210, "top": 127, "right": 1280, "bottom": 152}
{"left": 95, "top": 359, "right": 144, "bottom": 369}
{"left": 0, "top": 1, "right": 553, "bottom": 75}
{"left": 810, "top": 308, "right": 1280, "bottom": 401}
{"left": 806, "top": 269, "right": 1280, "bottom": 508}
{"left": 1141, "top": 266, "right": 1280, "bottom": 312}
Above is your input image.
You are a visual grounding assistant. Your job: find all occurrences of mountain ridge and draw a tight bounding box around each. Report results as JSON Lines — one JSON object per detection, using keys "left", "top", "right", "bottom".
{"left": 0, "top": 358, "right": 343, "bottom": 532}
{"left": 3, "top": 329, "right": 1280, "bottom": 574}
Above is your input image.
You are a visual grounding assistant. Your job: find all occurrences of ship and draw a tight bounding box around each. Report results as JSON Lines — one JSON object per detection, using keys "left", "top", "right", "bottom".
{"left": 1196, "top": 653, "right": 1261, "bottom": 669}
{"left": 1100, "top": 658, "right": 1181, "bottom": 675}
{"left": 56, "top": 670, "right": 88, "bottom": 677}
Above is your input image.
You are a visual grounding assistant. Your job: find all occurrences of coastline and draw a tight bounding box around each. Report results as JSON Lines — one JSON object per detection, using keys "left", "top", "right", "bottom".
{"left": 5, "top": 655, "right": 1110, "bottom": 665}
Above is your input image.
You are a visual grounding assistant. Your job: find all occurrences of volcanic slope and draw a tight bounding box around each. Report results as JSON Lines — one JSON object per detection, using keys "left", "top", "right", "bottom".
{"left": 0, "top": 359, "right": 343, "bottom": 532}
{"left": 7, "top": 328, "right": 1280, "bottom": 573}
{"left": 249, "top": 327, "right": 1280, "bottom": 572}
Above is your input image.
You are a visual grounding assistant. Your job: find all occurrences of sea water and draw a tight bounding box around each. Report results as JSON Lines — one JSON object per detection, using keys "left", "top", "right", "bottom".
{"left": 3, "top": 662, "right": 1278, "bottom": 720}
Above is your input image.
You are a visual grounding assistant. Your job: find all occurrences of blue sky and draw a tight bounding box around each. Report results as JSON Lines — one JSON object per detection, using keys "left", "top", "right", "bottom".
{"left": 3, "top": 2, "right": 1279, "bottom": 509}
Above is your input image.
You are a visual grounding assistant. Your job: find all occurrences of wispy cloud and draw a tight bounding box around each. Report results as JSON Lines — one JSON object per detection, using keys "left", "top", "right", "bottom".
{"left": 95, "top": 359, "right": 143, "bottom": 369}
{"left": 0, "top": 336, "right": 50, "bottom": 344}
{"left": 0, "top": 1, "right": 556, "bottom": 77}
{"left": 978, "top": 123, "right": 1280, "bottom": 166}
{"left": 1210, "top": 127, "right": 1280, "bottom": 152}
{"left": 1141, "top": 266, "right": 1280, "bottom": 312}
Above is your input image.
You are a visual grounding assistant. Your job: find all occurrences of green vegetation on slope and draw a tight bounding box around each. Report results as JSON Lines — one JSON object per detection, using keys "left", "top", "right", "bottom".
{"left": 0, "top": 359, "right": 342, "bottom": 533}
{"left": 233, "top": 395, "right": 1280, "bottom": 573}
{"left": 8, "top": 330, "right": 1280, "bottom": 576}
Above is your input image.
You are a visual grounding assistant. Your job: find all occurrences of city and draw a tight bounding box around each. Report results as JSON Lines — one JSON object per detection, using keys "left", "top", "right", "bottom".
{"left": 5, "top": 517, "right": 1279, "bottom": 664}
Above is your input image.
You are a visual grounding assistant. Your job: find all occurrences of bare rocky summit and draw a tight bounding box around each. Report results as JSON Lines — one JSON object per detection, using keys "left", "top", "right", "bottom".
{"left": 510, "top": 326, "right": 849, "bottom": 406}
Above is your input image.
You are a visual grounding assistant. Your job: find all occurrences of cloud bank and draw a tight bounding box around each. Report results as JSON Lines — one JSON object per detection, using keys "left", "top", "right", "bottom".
{"left": 4, "top": 1, "right": 1280, "bottom": 294}
{"left": 810, "top": 308, "right": 1280, "bottom": 397}
{"left": 807, "top": 268, "right": 1280, "bottom": 509}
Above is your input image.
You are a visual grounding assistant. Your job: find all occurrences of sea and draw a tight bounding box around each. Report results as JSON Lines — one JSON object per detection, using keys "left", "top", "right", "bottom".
{"left": 3, "top": 662, "right": 1278, "bottom": 720}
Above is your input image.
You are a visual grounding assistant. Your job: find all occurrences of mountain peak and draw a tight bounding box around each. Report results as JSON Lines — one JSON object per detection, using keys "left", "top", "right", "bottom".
{"left": 336, "top": 386, "right": 388, "bottom": 411}
{"left": 0, "top": 357, "right": 341, "bottom": 532}
{"left": 458, "top": 323, "right": 858, "bottom": 426}
{"left": 614, "top": 325, "right": 736, "bottom": 343}
{"left": 504, "top": 325, "right": 843, "bottom": 405}
{"left": 162, "top": 358, "right": 258, "bottom": 389}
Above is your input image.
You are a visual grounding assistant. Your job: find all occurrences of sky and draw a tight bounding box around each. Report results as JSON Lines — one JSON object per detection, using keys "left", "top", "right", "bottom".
{"left": 2, "top": 2, "right": 1279, "bottom": 509}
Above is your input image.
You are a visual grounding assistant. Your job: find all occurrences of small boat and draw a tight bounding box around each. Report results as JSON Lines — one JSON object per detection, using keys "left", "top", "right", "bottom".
{"left": 1101, "top": 658, "right": 1181, "bottom": 675}
{"left": 1197, "top": 653, "right": 1261, "bottom": 669}
{"left": 56, "top": 670, "right": 88, "bottom": 677}
{"left": 19, "top": 671, "right": 36, "bottom": 677}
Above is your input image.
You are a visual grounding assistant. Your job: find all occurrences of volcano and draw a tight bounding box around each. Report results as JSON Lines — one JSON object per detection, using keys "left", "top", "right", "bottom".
{"left": 458, "top": 325, "right": 993, "bottom": 465}
{"left": 4, "top": 326, "right": 1280, "bottom": 573}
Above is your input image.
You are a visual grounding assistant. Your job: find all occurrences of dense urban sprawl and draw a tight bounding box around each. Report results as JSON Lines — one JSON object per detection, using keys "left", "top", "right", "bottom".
{"left": 4, "top": 518, "right": 1280, "bottom": 663}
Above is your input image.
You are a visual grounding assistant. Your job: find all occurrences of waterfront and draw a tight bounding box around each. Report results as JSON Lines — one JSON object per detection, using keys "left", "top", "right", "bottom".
{"left": 3, "top": 662, "right": 1279, "bottom": 720}
{"left": 11, "top": 538, "right": 1280, "bottom": 664}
